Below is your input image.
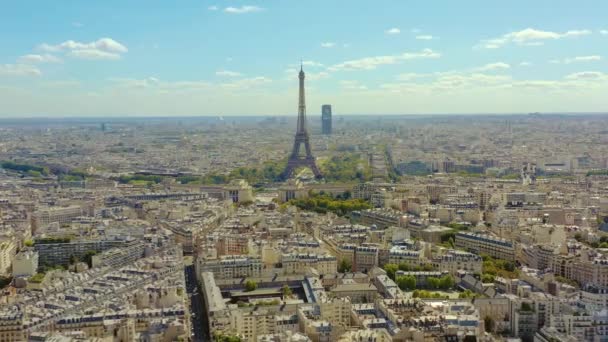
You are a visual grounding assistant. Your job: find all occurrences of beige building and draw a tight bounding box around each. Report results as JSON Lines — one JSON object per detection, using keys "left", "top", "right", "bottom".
{"left": 282, "top": 253, "right": 337, "bottom": 275}
{"left": 224, "top": 179, "right": 254, "bottom": 204}
{"left": 388, "top": 246, "right": 423, "bottom": 266}
{"left": 0, "top": 239, "right": 16, "bottom": 276}
{"left": 198, "top": 255, "right": 262, "bottom": 279}
{"left": 353, "top": 245, "right": 379, "bottom": 273}
{"left": 11, "top": 249, "right": 38, "bottom": 277}
{"left": 455, "top": 232, "right": 516, "bottom": 261}
{"left": 0, "top": 312, "right": 26, "bottom": 341}
{"left": 432, "top": 249, "right": 483, "bottom": 275}
{"left": 34, "top": 205, "right": 83, "bottom": 227}
{"left": 330, "top": 282, "right": 378, "bottom": 303}
{"left": 278, "top": 180, "right": 308, "bottom": 203}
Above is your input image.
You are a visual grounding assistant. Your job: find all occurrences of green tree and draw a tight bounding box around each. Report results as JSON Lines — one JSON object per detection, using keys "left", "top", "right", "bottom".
{"left": 459, "top": 289, "right": 477, "bottom": 299}
{"left": 244, "top": 280, "right": 257, "bottom": 292}
{"left": 282, "top": 284, "right": 292, "bottom": 297}
{"left": 422, "top": 264, "right": 434, "bottom": 271}
{"left": 427, "top": 277, "right": 440, "bottom": 289}
{"left": 383, "top": 263, "right": 399, "bottom": 280}
{"left": 398, "top": 263, "right": 411, "bottom": 272}
{"left": 438, "top": 275, "right": 454, "bottom": 289}
{"left": 396, "top": 275, "right": 416, "bottom": 290}
{"left": 481, "top": 273, "right": 495, "bottom": 283}
{"left": 338, "top": 259, "right": 352, "bottom": 273}
{"left": 502, "top": 261, "right": 515, "bottom": 272}
{"left": 213, "top": 332, "right": 242, "bottom": 342}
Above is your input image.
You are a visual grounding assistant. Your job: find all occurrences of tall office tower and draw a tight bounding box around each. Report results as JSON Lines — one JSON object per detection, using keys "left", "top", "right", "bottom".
{"left": 321, "top": 104, "right": 332, "bottom": 135}
{"left": 281, "top": 65, "right": 323, "bottom": 180}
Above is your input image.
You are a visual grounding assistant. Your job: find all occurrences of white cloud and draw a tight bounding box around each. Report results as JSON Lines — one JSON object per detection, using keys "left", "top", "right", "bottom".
{"left": 0, "top": 64, "right": 41, "bottom": 77}
{"left": 306, "top": 71, "right": 330, "bottom": 81}
{"left": 110, "top": 77, "right": 210, "bottom": 90}
{"left": 565, "top": 71, "right": 607, "bottom": 80}
{"left": 72, "top": 22, "right": 84, "bottom": 28}
{"left": 327, "top": 49, "right": 440, "bottom": 72}
{"left": 475, "top": 62, "right": 511, "bottom": 72}
{"left": 40, "top": 80, "right": 81, "bottom": 88}
{"left": 40, "top": 38, "right": 127, "bottom": 53}
{"left": 303, "top": 61, "right": 323, "bottom": 67}
{"left": 519, "top": 62, "right": 532, "bottom": 67}
{"left": 18, "top": 54, "right": 62, "bottom": 64}
{"left": 396, "top": 73, "right": 430, "bottom": 81}
{"left": 216, "top": 70, "right": 242, "bottom": 77}
{"left": 224, "top": 6, "right": 263, "bottom": 14}
{"left": 113, "top": 75, "right": 269, "bottom": 92}
{"left": 477, "top": 28, "right": 592, "bottom": 49}
{"left": 571, "top": 55, "right": 601, "bottom": 62}
{"left": 68, "top": 49, "right": 121, "bottom": 60}
{"left": 550, "top": 55, "right": 602, "bottom": 64}
{"left": 385, "top": 28, "right": 400, "bottom": 35}
{"left": 221, "top": 76, "right": 272, "bottom": 89}
{"left": 208, "top": 5, "right": 218, "bottom": 11}
{"left": 340, "top": 80, "right": 367, "bottom": 90}
{"left": 601, "top": 30, "right": 608, "bottom": 35}
{"left": 415, "top": 35, "right": 435, "bottom": 40}
{"left": 39, "top": 38, "right": 128, "bottom": 60}
{"left": 321, "top": 42, "right": 335, "bottom": 48}
{"left": 381, "top": 72, "right": 514, "bottom": 94}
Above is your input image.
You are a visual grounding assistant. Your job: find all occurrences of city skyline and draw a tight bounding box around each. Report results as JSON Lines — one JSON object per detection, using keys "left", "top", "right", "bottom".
{"left": 1, "top": 0, "right": 608, "bottom": 116}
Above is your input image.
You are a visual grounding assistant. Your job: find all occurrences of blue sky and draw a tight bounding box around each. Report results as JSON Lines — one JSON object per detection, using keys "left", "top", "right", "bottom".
{"left": 0, "top": 0, "right": 607, "bottom": 116}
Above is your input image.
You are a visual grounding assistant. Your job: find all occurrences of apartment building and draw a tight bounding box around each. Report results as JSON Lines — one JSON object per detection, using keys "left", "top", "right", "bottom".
{"left": 353, "top": 245, "right": 379, "bottom": 273}
{"left": 431, "top": 249, "right": 483, "bottom": 275}
{"left": 387, "top": 246, "right": 423, "bottom": 266}
{"left": 198, "top": 255, "right": 262, "bottom": 279}
{"left": 282, "top": 253, "right": 337, "bottom": 275}
{"left": 33, "top": 205, "right": 83, "bottom": 227}
{"left": 0, "top": 239, "right": 16, "bottom": 276}
{"left": 455, "top": 232, "right": 516, "bottom": 261}
{"left": 34, "top": 236, "right": 138, "bottom": 266}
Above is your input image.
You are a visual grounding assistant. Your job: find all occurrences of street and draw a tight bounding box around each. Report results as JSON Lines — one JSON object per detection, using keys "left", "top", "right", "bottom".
{"left": 185, "top": 264, "right": 208, "bottom": 341}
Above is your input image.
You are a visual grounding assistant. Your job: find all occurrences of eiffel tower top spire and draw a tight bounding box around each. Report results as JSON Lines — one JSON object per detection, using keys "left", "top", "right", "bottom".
{"left": 297, "top": 64, "right": 306, "bottom": 134}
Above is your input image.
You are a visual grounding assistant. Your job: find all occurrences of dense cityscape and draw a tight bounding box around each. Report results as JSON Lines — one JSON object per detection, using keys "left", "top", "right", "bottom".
{"left": 3, "top": 1, "right": 608, "bottom": 341}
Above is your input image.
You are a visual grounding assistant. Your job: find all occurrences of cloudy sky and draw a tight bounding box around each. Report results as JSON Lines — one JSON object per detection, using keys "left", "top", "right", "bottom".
{"left": 1, "top": 0, "right": 607, "bottom": 117}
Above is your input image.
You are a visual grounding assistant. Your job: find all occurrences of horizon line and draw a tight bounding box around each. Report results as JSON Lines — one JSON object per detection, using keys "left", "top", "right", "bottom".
{"left": 0, "top": 111, "right": 608, "bottom": 120}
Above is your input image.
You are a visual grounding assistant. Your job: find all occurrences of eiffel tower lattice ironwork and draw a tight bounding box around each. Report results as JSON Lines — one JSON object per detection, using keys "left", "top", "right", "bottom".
{"left": 281, "top": 64, "right": 323, "bottom": 180}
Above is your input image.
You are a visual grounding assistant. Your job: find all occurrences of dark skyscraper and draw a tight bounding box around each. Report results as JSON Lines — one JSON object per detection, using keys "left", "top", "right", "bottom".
{"left": 321, "top": 104, "right": 332, "bottom": 135}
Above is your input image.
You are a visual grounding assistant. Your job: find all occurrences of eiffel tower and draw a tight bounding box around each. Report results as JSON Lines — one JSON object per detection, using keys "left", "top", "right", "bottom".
{"left": 281, "top": 64, "right": 323, "bottom": 180}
